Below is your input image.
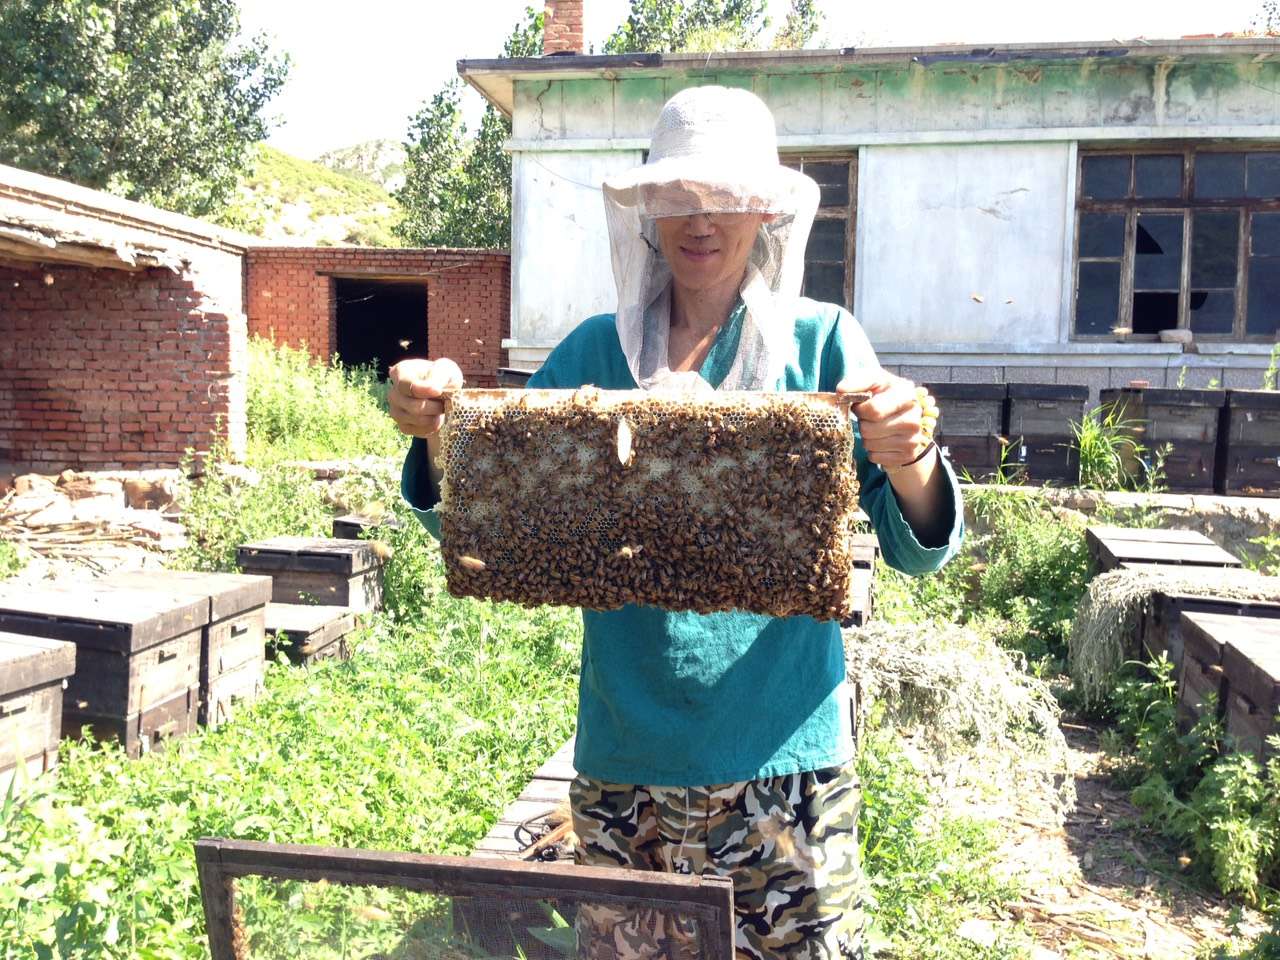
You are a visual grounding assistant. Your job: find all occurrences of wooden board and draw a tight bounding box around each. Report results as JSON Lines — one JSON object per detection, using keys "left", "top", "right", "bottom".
{"left": 0, "top": 632, "right": 76, "bottom": 697}
{"left": 473, "top": 736, "right": 577, "bottom": 861}
{"left": 264, "top": 603, "right": 356, "bottom": 664}
{"left": 332, "top": 514, "right": 401, "bottom": 539}
{"left": 1086, "top": 526, "right": 1241, "bottom": 574}
{"left": 237, "top": 536, "right": 381, "bottom": 575}
{"left": 101, "top": 570, "right": 272, "bottom": 623}
{"left": 0, "top": 669, "right": 64, "bottom": 785}
{"left": 202, "top": 656, "right": 264, "bottom": 729}
{"left": 64, "top": 627, "right": 200, "bottom": 718}
{"left": 266, "top": 568, "right": 383, "bottom": 613}
{"left": 0, "top": 584, "right": 208, "bottom": 654}
{"left": 1141, "top": 593, "right": 1280, "bottom": 670}
{"left": 1178, "top": 611, "right": 1228, "bottom": 730}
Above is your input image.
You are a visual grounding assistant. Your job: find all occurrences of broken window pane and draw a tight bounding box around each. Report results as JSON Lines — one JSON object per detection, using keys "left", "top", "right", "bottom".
{"left": 1194, "top": 153, "right": 1246, "bottom": 199}
{"left": 1082, "top": 155, "right": 1130, "bottom": 200}
{"left": 1076, "top": 261, "right": 1121, "bottom": 335}
{"left": 1079, "top": 212, "right": 1125, "bottom": 258}
{"left": 1247, "top": 258, "right": 1280, "bottom": 336}
{"left": 1135, "top": 155, "right": 1183, "bottom": 199}
{"left": 1132, "top": 292, "right": 1180, "bottom": 334}
{"left": 803, "top": 262, "right": 845, "bottom": 306}
{"left": 1252, "top": 213, "right": 1280, "bottom": 257}
{"left": 1189, "top": 289, "right": 1235, "bottom": 334}
{"left": 1191, "top": 210, "right": 1240, "bottom": 288}
{"left": 1134, "top": 213, "right": 1183, "bottom": 290}
{"left": 1246, "top": 153, "right": 1280, "bottom": 200}
{"left": 806, "top": 218, "right": 846, "bottom": 262}
{"left": 803, "top": 161, "right": 850, "bottom": 207}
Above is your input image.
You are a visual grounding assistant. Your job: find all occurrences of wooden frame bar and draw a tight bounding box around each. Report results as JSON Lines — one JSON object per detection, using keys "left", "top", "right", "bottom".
{"left": 195, "top": 838, "right": 737, "bottom": 960}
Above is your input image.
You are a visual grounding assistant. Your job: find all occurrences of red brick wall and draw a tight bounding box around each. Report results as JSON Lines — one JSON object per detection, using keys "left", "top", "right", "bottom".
{"left": 0, "top": 262, "right": 239, "bottom": 470}
{"left": 246, "top": 248, "right": 510, "bottom": 387}
{"left": 543, "top": 0, "right": 584, "bottom": 54}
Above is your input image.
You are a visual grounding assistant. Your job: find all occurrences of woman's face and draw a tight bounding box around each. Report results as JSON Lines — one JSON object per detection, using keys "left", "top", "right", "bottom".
{"left": 654, "top": 212, "right": 765, "bottom": 295}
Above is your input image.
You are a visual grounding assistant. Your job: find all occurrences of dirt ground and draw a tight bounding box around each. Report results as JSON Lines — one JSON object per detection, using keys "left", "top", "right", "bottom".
{"left": 971, "top": 719, "right": 1268, "bottom": 958}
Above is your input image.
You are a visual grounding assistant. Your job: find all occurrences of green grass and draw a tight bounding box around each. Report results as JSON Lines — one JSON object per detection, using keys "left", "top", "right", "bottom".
{"left": 0, "top": 540, "right": 23, "bottom": 580}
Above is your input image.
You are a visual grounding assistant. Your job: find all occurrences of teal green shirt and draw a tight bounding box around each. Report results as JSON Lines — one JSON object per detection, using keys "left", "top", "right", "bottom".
{"left": 402, "top": 299, "right": 964, "bottom": 786}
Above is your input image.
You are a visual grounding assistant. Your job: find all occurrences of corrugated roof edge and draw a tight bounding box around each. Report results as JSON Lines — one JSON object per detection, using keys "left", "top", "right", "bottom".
{"left": 0, "top": 162, "right": 259, "bottom": 254}
{"left": 458, "top": 37, "right": 1280, "bottom": 116}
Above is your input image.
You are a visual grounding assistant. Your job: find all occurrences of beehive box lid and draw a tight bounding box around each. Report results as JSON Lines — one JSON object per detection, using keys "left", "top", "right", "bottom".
{"left": 1007, "top": 383, "right": 1088, "bottom": 401}
{"left": 1088, "top": 526, "right": 1222, "bottom": 547}
{"left": 437, "top": 388, "right": 868, "bottom": 620}
{"left": 100, "top": 570, "right": 272, "bottom": 622}
{"left": 1101, "top": 387, "right": 1226, "bottom": 407}
{"left": 924, "top": 382, "right": 1006, "bottom": 401}
{"left": 0, "top": 585, "right": 208, "bottom": 654}
{"left": 1086, "top": 526, "right": 1241, "bottom": 568}
{"left": 1181, "top": 610, "right": 1234, "bottom": 665}
{"left": 264, "top": 602, "right": 355, "bottom": 645}
{"left": 237, "top": 536, "right": 380, "bottom": 575}
{"left": 1227, "top": 389, "right": 1280, "bottom": 412}
{"left": 0, "top": 632, "right": 76, "bottom": 698}
{"left": 1219, "top": 616, "right": 1280, "bottom": 709}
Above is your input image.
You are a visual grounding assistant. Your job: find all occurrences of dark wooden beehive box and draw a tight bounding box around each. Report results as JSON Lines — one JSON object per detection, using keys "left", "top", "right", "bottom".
{"left": 1177, "top": 610, "right": 1229, "bottom": 731}
{"left": 839, "top": 532, "right": 879, "bottom": 629}
{"left": 0, "top": 633, "right": 76, "bottom": 790}
{"left": 1085, "top": 525, "right": 1242, "bottom": 576}
{"left": 264, "top": 603, "right": 356, "bottom": 664}
{"left": 1099, "top": 387, "right": 1226, "bottom": 493}
{"left": 925, "top": 383, "right": 1006, "bottom": 481}
{"left": 1005, "top": 383, "right": 1087, "bottom": 485}
{"left": 1140, "top": 591, "right": 1280, "bottom": 678}
{"left": 101, "top": 570, "right": 272, "bottom": 728}
{"left": 238, "top": 536, "right": 384, "bottom": 613}
{"left": 332, "top": 514, "right": 401, "bottom": 540}
{"left": 1217, "top": 615, "right": 1280, "bottom": 758}
{"left": 1216, "top": 389, "right": 1280, "bottom": 497}
{"left": 0, "top": 584, "right": 205, "bottom": 757}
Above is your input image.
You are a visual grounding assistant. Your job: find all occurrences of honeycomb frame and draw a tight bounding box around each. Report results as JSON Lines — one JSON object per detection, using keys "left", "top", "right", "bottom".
{"left": 437, "top": 387, "right": 868, "bottom": 620}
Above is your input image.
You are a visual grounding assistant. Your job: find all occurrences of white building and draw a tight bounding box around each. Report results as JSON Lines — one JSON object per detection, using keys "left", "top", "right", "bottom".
{"left": 460, "top": 32, "right": 1280, "bottom": 395}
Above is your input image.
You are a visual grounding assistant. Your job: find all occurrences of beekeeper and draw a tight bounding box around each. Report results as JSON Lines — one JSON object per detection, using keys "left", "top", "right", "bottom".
{"left": 389, "top": 85, "right": 964, "bottom": 960}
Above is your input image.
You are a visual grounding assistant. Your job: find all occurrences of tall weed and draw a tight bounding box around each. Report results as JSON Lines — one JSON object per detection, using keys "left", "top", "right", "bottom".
{"left": 171, "top": 443, "right": 331, "bottom": 572}
{"left": 245, "top": 337, "right": 403, "bottom": 464}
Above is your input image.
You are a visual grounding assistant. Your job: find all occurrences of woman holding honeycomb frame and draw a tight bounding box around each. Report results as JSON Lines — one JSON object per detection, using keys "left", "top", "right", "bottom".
{"left": 389, "top": 85, "right": 962, "bottom": 960}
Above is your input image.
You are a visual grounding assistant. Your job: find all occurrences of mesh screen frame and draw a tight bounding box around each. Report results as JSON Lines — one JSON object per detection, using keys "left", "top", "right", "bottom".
{"left": 195, "top": 837, "right": 736, "bottom": 960}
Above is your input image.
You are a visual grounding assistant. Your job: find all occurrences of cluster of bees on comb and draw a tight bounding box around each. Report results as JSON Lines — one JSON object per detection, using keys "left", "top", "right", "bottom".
{"left": 437, "top": 387, "right": 865, "bottom": 620}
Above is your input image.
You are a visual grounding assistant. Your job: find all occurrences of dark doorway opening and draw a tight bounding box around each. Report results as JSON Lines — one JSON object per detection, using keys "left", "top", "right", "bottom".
{"left": 334, "top": 278, "right": 427, "bottom": 379}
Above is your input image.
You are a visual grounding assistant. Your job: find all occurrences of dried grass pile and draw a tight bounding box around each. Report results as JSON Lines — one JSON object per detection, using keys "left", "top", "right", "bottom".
{"left": 844, "top": 620, "right": 1074, "bottom": 818}
{"left": 1067, "top": 566, "right": 1280, "bottom": 707}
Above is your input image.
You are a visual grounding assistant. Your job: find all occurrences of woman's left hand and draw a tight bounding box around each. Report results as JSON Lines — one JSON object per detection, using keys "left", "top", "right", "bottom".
{"left": 836, "top": 368, "right": 938, "bottom": 474}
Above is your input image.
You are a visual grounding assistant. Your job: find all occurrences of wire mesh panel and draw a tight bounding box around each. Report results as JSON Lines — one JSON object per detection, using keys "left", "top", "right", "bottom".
{"left": 196, "top": 839, "right": 736, "bottom": 960}
{"left": 437, "top": 388, "right": 866, "bottom": 620}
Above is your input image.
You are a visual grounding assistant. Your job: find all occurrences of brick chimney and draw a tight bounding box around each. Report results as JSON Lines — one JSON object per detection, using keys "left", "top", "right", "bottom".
{"left": 542, "top": 0, "right": 583, "bottom": 55}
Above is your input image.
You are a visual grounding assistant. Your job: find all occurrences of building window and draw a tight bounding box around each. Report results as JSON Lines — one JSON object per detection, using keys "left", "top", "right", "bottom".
{"left": 782, "top": 155, "right": 856, "bottom": 310}
{"left": 1074, "top": 148, "right": 1280, "bottom": 341}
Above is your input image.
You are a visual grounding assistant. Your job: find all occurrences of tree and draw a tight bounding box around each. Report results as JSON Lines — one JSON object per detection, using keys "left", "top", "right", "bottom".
{"left": 395, "top": 7, "right": 542, "bottom": 248}
{"left": 0, "top": 0, "right": 288, "bottom": 217}
{"left": 1253, "top": 0, "right": 1279, "bottom": 34}
{"left": 604, "top": 0, "right": 770, "bottom": 54}
{"left": 772, "top": 0, "right": 824, "bottom": 50}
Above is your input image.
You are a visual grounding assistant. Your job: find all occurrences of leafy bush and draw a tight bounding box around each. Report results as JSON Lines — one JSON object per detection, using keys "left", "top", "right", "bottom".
{"left": 1248, "top": 533, "right": 1280, "bottom": 578}
{"left": 0, "top": 556, "right": 581, "bottom": 958}
{"left": 1107, "top": 658, "right": 1280, "bottom": 902}
{"left": 0, "top": 539, "right": 23, "bottom": 580}
{"left": 171, "top": 444, "right": 331, "bottom": 572}
{"left": 245, "top": 337, "right": 404, "bottom": 465}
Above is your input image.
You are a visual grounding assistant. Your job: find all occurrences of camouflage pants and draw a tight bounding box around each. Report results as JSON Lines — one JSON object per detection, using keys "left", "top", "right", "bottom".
{"left": 569, "top": 764, "right": 864, "bottom": 960}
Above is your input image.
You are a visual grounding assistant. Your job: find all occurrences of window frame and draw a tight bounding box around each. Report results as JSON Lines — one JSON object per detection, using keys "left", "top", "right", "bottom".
{"left": 1072, "top": 143, "right": 1280, "bottom": 343}
{"left": 781, "top": 152, "right": 858, "bottom": 311}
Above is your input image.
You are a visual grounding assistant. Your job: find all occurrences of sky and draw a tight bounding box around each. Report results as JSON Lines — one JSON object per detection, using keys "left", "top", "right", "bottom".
{"left": 239, "top": 0, "right": 1268, "bottom": 159}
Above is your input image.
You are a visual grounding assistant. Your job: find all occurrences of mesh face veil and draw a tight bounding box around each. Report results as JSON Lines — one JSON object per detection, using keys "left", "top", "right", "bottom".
{"left": 602, "top": 86, "right": 820, "bottom": 391}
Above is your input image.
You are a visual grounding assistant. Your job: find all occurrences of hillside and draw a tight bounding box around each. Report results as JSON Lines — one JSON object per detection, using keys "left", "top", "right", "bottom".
{"left": 214, "top": 145, "right": 402, "bottom": 247}
{"left": 315, "top": 139, "right": 406, "bottom": 193}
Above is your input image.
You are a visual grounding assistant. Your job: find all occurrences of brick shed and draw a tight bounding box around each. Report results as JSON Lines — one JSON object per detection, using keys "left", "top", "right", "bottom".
{"left": 246, "top": 248, "right": 510, "bottom": 386}
{"left": 0, "top": 164, "right": 252, "bottom": 473}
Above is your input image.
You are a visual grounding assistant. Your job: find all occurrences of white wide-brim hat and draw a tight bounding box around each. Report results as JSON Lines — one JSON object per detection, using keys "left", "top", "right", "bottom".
{"left": 601, "top": 85, "right": 820, "bottom": 392}
{"left": 602, "top": 85, "right": 818, "bottom": 218}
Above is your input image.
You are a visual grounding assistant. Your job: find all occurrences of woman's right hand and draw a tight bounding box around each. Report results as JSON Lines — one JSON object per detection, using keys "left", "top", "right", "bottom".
{"left": 388, "top": 358, "right": 464, "bottom": 438}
